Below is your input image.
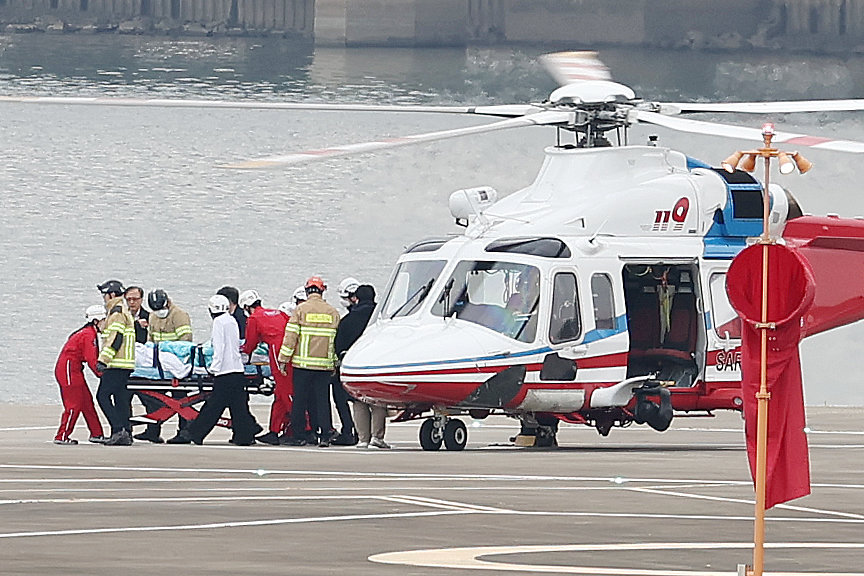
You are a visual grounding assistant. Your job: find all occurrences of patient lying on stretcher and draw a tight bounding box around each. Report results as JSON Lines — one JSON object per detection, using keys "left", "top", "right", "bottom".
{"left": 131, "top": 341, "right": 271, "bottom": 380}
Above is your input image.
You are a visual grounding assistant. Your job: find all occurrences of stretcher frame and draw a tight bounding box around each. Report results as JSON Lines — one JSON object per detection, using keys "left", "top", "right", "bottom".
{"left": 127, "top": 366, "right": 274, "bottom": 430}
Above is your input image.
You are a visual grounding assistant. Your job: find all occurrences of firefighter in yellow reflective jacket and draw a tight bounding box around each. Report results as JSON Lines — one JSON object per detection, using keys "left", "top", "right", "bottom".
{"left": 277, "top": 276, "right": 340, "bottom": 446}
{"left": 95, "top": 280, "right": 137, "bottom": 446}
{"left": 146, "top": 289, "right": 193, "bottom": 342}
{"left": 135, "top": 289, "right": 193, "bottom": 443}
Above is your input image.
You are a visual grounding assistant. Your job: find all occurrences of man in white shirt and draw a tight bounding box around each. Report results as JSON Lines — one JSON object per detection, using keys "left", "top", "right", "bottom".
{"left": 167, "top": 295, "right": 256, "bottom": 445}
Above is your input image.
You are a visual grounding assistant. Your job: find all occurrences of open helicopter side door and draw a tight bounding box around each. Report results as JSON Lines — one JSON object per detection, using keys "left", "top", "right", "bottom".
{"left": 622, "top": 260, "right": 706, "bottom": 388}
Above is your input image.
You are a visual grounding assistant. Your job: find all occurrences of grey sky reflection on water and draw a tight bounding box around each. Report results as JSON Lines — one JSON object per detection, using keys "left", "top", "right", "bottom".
{"left": 0, "top": 35, "right": 862, "bottom": 405}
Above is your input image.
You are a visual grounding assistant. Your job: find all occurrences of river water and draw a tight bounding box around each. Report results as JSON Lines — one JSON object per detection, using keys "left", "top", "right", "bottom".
{"left": 1, "top": 34, "right": 863, "bottom": 405}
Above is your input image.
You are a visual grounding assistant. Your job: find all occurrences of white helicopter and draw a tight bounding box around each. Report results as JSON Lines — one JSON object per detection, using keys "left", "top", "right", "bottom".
{"left": 7, "top": 52, "right": 864, "bottom": 450}
{"left": 237, "top": 52, "right": 864, "bottom": 451}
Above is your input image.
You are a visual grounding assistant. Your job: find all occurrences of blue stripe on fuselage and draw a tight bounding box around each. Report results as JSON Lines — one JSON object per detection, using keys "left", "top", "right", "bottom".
{"left": 344, "top": 314, "right": 628, "bottom": 371}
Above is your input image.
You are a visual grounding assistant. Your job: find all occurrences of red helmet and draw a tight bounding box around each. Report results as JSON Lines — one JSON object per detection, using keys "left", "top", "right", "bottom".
{"left": 305, "top": 276, "right": 326, "bottom": 291}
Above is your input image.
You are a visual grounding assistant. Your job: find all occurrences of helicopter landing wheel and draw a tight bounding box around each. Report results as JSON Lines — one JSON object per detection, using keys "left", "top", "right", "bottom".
{"left": 419, "top": 418, "right": 444, "bottom": 451}
{"left": 443, "top": 418, "right": 467, "bottom": 451}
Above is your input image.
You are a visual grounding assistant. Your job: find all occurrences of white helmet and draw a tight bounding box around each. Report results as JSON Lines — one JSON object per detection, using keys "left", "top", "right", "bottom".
{"left": 238, "top": 289, "right": 260, "bottom": 309}
{"left": 337, "top": 277, "right": 361, "bottom": 299}
{"left": 208, "top": 294, "right": 230, "bottom": 315}
{"left": 85, "top": 304, "right": 106, "bottom": 322}
{"left": 292, "top": 285, "right": 308, "bottom": 303}
{"left": 278, "top": 301, "right": 295, "bottom": 317}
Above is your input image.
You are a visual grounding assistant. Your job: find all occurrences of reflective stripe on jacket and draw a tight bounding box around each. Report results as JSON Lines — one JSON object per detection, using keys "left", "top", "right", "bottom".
{"left": 148, "top": 305, "right": 193, "bottom": 342}
{"left": 277, "top": 293, "right": 339, "bottom": 370}
{"left": 98, "top": 297, "right": 136, "bottom": 369}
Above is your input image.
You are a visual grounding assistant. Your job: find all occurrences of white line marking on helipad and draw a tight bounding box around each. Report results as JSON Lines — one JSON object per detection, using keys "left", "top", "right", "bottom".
{"left": 0, "top": 509, "right": 474, "bottom": 539}
{"left": 629, "top": 486, "right": 864, "bottom": 520}
{"left": 0, "top": 426, "right": 54, "bottom": 431}
{"left": 387, "top": 495, "right": 514, "bottom": 513}
{"left": 370, "top": 542, "right": 864, "bottom": 575}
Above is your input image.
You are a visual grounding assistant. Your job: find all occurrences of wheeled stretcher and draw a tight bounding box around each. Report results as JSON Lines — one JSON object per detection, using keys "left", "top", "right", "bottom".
{"left": 127, "top": 342, "right": 274, "bottom": 430}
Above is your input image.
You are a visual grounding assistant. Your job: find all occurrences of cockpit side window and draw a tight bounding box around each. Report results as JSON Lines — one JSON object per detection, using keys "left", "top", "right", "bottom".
{"left": 431, "top": 261, "right": 540, "bottom": 343}
{"left": 550, "top": 272, "right": 581, "bottom": 344}
{"left": 379, "top": 260, "right": 447, "bottom": 319}
{"left": 591, "top": 273, "right": 615, "bottom": 330}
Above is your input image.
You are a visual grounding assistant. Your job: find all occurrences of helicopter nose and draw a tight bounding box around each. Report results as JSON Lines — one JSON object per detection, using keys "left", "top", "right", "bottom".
{"left": 345, "top": 321, "right": 487, "bottom": 370}
{"left": 341, "top": 320, "right": 511, "bottom": 406}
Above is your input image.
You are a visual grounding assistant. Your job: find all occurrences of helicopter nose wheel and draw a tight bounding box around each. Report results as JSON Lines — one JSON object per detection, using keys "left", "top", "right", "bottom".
{"left": 419, "top": 415, "right": 468, "bottom": 451}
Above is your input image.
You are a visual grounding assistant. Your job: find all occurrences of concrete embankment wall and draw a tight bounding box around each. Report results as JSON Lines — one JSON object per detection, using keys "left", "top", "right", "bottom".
{"left": 1, "top": 0, "right": 863, "bottom": 51}
{"left": 0, "top": 0, "right": 313, "bottom": 36}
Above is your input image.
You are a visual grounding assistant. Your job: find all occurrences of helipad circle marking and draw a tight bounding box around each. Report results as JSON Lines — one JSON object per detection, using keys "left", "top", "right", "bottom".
{"left": 370, "top": 542, "right": 864, "bottom": 575}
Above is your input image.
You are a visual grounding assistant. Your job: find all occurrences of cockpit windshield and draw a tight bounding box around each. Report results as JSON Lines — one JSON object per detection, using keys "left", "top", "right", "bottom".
{"left": 431, "top": 261, "right": 540, "bottom": 343}
{"left": 379, "top": 260, "right": 447, "bottom": 319}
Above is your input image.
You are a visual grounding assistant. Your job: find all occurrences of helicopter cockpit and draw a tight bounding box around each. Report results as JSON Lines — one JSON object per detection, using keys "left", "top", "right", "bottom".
{"left": 430, "top": 261, "right": 542, "bottom": 343}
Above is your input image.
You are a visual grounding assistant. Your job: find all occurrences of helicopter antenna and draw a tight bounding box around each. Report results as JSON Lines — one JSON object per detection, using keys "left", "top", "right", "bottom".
{"left": 588, "top": 219, "right": 609, "bottom": 244}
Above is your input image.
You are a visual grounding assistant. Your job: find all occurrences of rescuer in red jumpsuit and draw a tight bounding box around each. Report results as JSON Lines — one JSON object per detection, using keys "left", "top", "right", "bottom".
{"left": 239, "top": 289, "right": 292, "bottom": 445}
{"left": 54, "top": 305, "right": 107, "bottom": 444}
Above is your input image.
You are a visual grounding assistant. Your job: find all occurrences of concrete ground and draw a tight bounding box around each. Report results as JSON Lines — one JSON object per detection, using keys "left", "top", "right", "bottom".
{"left": 0, "top": 404, "right": 862, "bottom": 576}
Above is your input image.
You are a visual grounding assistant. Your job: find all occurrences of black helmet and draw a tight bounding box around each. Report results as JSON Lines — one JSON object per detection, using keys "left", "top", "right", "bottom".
{"left": 97, "top": 280, "right": 125, "bottom": 296}
{"left": 148, "top": 289, "right": 168, "bottom": 311}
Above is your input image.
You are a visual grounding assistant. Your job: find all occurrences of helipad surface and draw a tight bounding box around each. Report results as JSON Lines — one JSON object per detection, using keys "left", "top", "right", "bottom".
{"left": 0, "top": 404, "right": 861, "bottom": 575}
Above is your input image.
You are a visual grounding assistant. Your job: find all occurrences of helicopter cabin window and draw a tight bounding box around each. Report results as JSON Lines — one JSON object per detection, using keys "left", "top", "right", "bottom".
{"left": 709, "top": 273, "right": 741, "bottom": 340}
{"left": 379, "top": 260, "right": 447, "bottom": 319}
{"left": 431, "top": 261, "right": 540, "bottom": 343}
{"left": 550, "top": 273, "right": 581, "bottom": 344}
{"left": 591, "top": 274, "right": 615, "bottom": 331}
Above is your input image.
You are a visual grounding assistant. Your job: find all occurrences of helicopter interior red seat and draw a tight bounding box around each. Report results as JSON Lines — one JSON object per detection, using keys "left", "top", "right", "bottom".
{"left": 626, "top": 291, "right": 660, "bottom": 353}
{"left": 648, "top": 291, "right": 697, "bottom": 358}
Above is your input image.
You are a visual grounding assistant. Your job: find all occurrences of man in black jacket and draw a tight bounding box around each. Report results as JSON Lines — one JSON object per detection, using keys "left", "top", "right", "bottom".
{"left": 333, "top": 285, "right": 389, "bottom": 449}
{"left": 124, "top": 286, "right": 149, "bottom": 345}
{"left": 327, "top": 282, "right": 366, "bottom": 445}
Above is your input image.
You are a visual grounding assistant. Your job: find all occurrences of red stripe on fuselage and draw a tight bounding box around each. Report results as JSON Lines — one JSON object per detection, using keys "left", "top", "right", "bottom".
{"left": 341, "top": 351, "right": 629, "bottom": 380}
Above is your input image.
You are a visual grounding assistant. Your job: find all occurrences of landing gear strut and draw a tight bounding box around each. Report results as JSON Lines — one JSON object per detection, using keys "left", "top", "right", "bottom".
{"left": 419, "top": 414, "right": 467, "bottom": 451}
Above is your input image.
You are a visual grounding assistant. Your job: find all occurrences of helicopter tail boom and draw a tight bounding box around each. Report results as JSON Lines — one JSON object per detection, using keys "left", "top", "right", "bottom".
{"left": 783, "top": 215, "right": 864, "bottom": 337}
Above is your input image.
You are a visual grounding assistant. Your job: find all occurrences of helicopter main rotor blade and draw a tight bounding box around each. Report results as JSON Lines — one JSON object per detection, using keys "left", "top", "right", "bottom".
{"left": 636, "top": 110, "right": 864, "bottom": 153}
{"left": 222, "top": 110, "right": 573, "bottom": 169}
{"left": 0, "top": 95, "right": 540, "bottom": 118}
{"left": 660, "top": 99, "right": 864, "bottom": 115}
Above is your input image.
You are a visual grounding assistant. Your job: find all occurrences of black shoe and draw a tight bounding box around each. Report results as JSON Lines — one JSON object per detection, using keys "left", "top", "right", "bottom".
{"left": 318, "top": 439, "right": 330, "bottom": 448}
{"left": 255, "top": 431, "right": 280, "bottom": 445}
{"left": 330, "top": 434, "right": 358, "bottom": 446}
{"left": 105, "top": 430, "right": 132, "bottom": 446}
{"left": 277, "top": 433, "right": 293, "bottom": 445}
{"left": 230, "top": 438, "right": 255, "bottom": 446}
{"left": 285, "top": 438, "right": 307, "bottom": 447}
{"left": 167, "top": 431, "right": 193, "bottom": 445}
{"left": 133, "top": 432, "right": 164, "bottom": 444}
